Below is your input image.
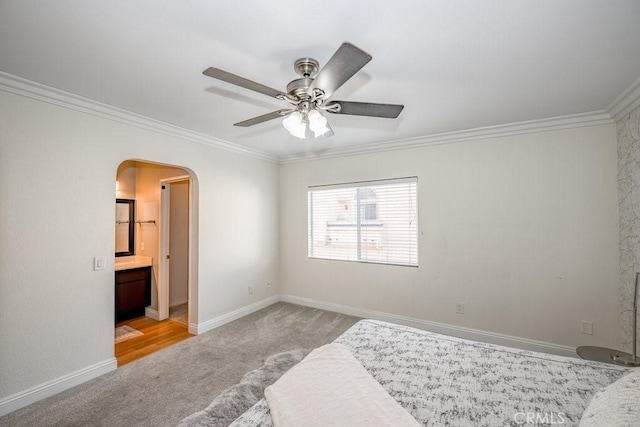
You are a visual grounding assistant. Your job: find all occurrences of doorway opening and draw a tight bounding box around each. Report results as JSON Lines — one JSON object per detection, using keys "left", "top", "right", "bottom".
{"left": 160, "top": 176, "right": 190, "bottom": 324}
{"left": 114, "top": 160, "right": 199, "bottom": 366}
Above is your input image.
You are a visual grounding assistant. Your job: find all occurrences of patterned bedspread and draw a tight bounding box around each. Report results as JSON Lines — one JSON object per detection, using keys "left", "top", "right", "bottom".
{"left": 230, "top": 319, "right": 632, "bottom": 426}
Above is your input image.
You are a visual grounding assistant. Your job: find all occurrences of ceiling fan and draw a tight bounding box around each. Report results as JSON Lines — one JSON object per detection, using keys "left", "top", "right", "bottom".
{"left": 202, "top": 42, "right": 404, "bottom": 139}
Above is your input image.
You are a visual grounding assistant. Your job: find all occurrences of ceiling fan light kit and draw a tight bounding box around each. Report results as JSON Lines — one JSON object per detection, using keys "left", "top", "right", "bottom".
{"left": 282, "top": 111, "right": 306, "bottom": 138}
{"left": 282, "top": 101, "right": 333, "bottom": 139}
{"left": 307, "top": 109, "right": 332, "bottom": 138}
{"left": 203, "top": 42, "right": 404, "bottom": 139}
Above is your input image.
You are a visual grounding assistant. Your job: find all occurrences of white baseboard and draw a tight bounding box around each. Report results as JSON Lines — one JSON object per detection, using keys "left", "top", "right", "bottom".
{"left": 149, "top": 304, "right": 195, "bottom": 332}
{"left": 188, "top": 322, "right": 199, "bottom": 335}
{"left": 0, "top": 358, "right": 117, "bottom": 417}
{"left": 0, "top": 296, "right": 279, "bottom": 416}
{"left": 145, "top": 307, "right": 160, "bottom": 320}
{"left": 170, "top": 299, "right": 188, "bottom": 308}
{"left": 280, "top": 295, "right": 577, "bottom": 358}
{"left": 193, "top": 295, "right": 280, "bottom": 335}
{"left": 1, "top": 294, "right": 578, "bottom": 418}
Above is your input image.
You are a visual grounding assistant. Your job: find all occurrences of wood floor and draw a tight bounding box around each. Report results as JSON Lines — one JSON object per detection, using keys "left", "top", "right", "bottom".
{"left": 115, "top": 316, "right": 193, "bottom": 367}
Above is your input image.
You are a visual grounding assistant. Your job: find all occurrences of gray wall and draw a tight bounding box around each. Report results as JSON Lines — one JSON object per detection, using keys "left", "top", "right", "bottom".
{"left": 0, "top": 90, "right": 280, "bottom": 401}
{"left": 617, "top": 105, "right": 640, "bottom": 352}
{"left": 281, "top": 124, "right": 620, "bottom": 350}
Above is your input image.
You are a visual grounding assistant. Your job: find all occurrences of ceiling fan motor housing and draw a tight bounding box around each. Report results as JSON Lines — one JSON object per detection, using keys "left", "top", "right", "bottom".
{"left": 286, "top": 58, "right": 320, "bottom": 99}
{"left": 294, "top": 58, "right": 319, "bottom": 78}
{"left": 286, "top": 77, "right": 314, "bottom": 99}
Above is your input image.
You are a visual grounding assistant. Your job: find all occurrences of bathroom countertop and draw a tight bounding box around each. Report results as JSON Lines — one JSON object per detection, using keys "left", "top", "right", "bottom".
{"left": 115, "top": 255, "right": 153, "bottom": 271}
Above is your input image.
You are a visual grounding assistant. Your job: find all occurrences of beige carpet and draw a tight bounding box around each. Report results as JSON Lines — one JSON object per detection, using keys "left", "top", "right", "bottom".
{"left": 169, "top": 302, "right": 188, "bottom": 325}
{"left": 0, "top": 302, "right": 360, "bottom": 427}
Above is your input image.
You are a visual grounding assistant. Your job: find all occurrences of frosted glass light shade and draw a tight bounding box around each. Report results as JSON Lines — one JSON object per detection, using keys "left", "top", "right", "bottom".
{"left": 282, "top": 111, "right": 306, "bottom": 139}
{"left": 308, "top": 109, "right": 331, "bottom": 137}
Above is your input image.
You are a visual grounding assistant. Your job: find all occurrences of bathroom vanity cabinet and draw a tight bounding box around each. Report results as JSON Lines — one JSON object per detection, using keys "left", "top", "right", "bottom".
{"left": 115, "top": 266, "right": 151, "bottom": 323}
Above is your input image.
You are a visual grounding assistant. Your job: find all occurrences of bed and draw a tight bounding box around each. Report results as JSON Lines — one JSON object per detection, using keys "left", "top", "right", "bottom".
{"left": 223, "top": 319, "right": 638, "bottom": 426}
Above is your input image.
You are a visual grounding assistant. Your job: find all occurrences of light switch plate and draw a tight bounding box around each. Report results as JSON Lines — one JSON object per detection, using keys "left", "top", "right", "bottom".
{"left": 94, "top": 256, "right": 106, "bottom": 271}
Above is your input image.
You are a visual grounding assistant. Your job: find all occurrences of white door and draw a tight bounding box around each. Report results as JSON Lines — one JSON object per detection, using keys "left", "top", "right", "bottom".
{"left": 159, "top": 175, "right": 190, "bottom": 321}
{"left": 168, "top": 180, "right": 189, "bottom": 308}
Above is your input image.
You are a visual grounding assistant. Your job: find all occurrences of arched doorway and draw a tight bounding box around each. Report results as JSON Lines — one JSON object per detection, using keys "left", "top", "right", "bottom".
{"left": 114, "top": 159, "right": 199, "bottom": 365}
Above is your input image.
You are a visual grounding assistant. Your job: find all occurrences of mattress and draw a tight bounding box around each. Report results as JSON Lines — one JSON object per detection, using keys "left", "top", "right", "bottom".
{"left": 230, "top": 319, "right": 632, "bottom": 426}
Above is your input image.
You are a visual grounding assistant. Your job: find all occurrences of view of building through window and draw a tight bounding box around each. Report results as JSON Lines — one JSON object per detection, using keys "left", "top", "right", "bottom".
{"left": 308, "top": 177, "right": 418, "bottom": 266}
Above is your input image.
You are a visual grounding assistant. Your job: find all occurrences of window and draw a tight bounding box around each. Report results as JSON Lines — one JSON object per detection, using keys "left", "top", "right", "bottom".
{"left": 308, "top": 177, "right": 418, "bottom": 266}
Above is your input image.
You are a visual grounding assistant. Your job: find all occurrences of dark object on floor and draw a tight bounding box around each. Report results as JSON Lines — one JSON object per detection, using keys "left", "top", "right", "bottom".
{"left": 178, "top": 348, "right": 310, "bottom": 427}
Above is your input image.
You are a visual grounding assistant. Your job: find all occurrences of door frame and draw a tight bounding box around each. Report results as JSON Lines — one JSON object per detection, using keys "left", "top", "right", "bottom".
{"left": 158, "top": 174, "right": 191, "bottom": 323}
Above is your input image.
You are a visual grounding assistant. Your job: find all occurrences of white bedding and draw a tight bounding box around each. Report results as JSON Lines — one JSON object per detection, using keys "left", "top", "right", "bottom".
{"left": 231, "top": 320, "right": 633, "bottom": 426}
{"left": 265, "top": 343, "right": 419, "bottom": 427}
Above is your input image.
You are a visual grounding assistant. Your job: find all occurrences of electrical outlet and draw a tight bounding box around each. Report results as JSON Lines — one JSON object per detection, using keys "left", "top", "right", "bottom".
{"left": 248, "top": 286, "right": 254, "bottom": 295}
{"left": 456, "top": 302, "right": 464, "bottom": 314}
{"left": 581, "top": 321, "right": 593, "bottom": 335}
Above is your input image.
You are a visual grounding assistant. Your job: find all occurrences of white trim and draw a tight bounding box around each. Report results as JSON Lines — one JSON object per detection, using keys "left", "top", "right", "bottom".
{"left": 188, "top": 322, "right": 199, "bottom": 335}
{"left": 0, "top": 358, "right": 116, "bottom": 417}
{"left": 279, "top": 111, "right": 613, "bottom": 163}
{"left": 193, "top": 295, "right": 280, "bottom": 335}
{"left": 158, "top": 180, "right": 171, "bottom": 321}
{"left": 309, "top": 176, "right": 417, "bottom": 190}
{"left": 280, "top": 295, "right": 577, "bottom": 358}
{"left": 159, "top": 174, "right": 194, "bottom": 323}
{"left": 0, "top": 71, "right": 619, "bottom": 164}
{"left": 0, "top": 71, "right": 278, "bottom": 163}
{"left": 1, "top": 294, "right": 582, "bottom": 416}
{"left": 145, "top": 307, "right": 160, "bottom": 321}
{"left": 607, "top": 76, "right": 640, "bottom": 121}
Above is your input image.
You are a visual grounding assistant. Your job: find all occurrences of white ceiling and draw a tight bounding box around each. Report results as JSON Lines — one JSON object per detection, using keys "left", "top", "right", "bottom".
{"left": 1, "top": 1, "right": 640, "bottom": 161}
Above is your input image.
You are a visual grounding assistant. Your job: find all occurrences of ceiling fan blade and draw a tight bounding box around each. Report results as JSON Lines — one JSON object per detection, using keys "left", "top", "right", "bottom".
{"left": 203, "top": 67, "right": 285, "bottom": 99}
{"left": 309, "top": 42, "right": 372, "bottom": 99}
{"left": 326, "top": 101, "right": 404, "bottom": 118}
{"left": 234, "top": 109, "right": 292, "bottom": 127}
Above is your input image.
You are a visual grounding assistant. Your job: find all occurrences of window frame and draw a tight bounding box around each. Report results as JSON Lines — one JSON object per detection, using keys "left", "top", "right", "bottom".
{"left": 307, "top": 177, "right": 418, "bottom": 267}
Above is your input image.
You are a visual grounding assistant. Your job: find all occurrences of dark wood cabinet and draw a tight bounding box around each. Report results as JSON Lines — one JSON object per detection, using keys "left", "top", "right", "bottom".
{"left": 115, "top": 267, "right": 151, "bottom": 323}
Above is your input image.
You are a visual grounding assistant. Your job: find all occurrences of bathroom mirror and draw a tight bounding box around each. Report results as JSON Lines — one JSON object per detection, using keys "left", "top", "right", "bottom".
{"left": 115, "top": 199, "right": 135, "bottom": 257}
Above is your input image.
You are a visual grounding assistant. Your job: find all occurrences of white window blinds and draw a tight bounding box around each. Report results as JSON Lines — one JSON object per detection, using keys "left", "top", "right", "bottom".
{"left": 308, "top": 177, "right": 418, "bottom": 267}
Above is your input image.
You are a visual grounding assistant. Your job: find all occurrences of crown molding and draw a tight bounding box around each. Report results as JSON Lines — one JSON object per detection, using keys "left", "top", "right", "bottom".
{"left": 278, "top": 110, "right": 614, "bottom": 163}
{"left": 2, "top": 71, "right": 629, "bottom": 165}
{"left": 0, "top": 71, "right": 279, "bottom": 163}
{"left": 607, "top": 76, "right": 640, "bottom": 121}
